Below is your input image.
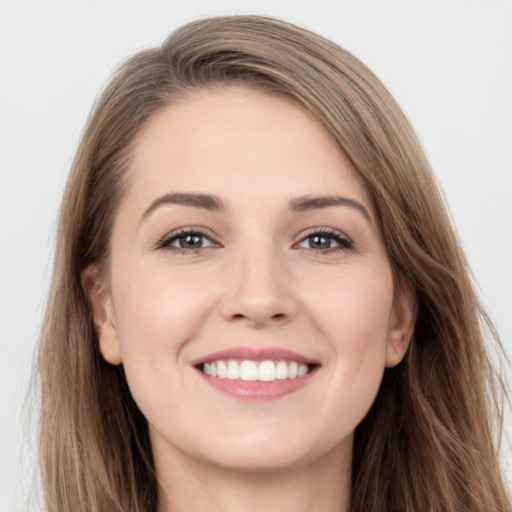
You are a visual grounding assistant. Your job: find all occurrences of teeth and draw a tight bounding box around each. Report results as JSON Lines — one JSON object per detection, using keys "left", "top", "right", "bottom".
{"left": 227, "top": 360, "right": 240, "bottom": 380}
{"left": 259, "top": 361, "right": 276, "bottom": 381}
{"left": 202, "top": 360, "right": 311, "bottom": 381}
{"left": 276, "top": 361, "right": 288, "bottom": 380}
{"left": 298, "top": 364, "right": 308, "bottom": 377}
{"left": 288, "top": 361, "right": 298, "bottom": 379}
{"left": 240, "top": 360, "right": 258, "bottom": 381}
{"left": 217, "top": 361, "right": 227, "bottom": 379}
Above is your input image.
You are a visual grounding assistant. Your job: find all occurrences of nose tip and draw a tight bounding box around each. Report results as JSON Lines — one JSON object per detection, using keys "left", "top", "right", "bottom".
{"left": 228, "top": 304, "right": 289, "bottom": 328}
{"left": 220, "top": 258, "right": 296, "bottom": 328}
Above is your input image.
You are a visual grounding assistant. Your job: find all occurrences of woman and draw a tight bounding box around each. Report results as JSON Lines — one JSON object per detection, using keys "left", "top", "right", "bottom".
{"left": 37, "top": 15, "right": 510, "bottom": 512}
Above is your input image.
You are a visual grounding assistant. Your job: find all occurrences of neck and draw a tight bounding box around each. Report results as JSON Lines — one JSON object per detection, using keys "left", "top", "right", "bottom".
{"left": 155, "top": 444, "right": 352, "bottom": 512}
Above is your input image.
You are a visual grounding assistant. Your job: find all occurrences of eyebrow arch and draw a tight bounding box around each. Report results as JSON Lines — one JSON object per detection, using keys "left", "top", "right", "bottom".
{"left": 288, "top": 195, "right": 372, "bottom": 224}
{"left": 140, "top": 192, "right": 226, "bottom": 222}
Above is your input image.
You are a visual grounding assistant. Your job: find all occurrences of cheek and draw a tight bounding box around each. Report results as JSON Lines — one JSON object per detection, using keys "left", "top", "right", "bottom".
{"left": 307, "top": 264, "right": 394, "bottom": 346}
{"left": 110, "top": 262, "right": 217, "bottom": 364}
{"left": 306, "top": 267, "right": 393, "bottom": 410}
{"left": 108, "top": 263, "right": 219, "bottom": 420}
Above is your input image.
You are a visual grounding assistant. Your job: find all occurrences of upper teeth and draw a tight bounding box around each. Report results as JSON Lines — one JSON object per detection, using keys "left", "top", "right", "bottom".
{"left": 202, "top": 360, "right": 310, "bottom": 381}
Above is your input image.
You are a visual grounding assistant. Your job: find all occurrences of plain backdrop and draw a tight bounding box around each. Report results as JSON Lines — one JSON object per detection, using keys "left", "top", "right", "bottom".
{"left": 1, "top": 1, "right": 511, "bottom": 509}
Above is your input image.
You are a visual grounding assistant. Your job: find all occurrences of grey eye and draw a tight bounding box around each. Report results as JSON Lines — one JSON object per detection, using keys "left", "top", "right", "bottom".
{"left": 305, "top": 234, "right": 334, "bottom": 249}
{"left": 177, "top": 233, "right": 207, "bottom": 249}
{"left": 161, "top": 231, "right": 216, "bottom": 251}
{"left": 297, "top": 230, "right": 353, "bottom": 251}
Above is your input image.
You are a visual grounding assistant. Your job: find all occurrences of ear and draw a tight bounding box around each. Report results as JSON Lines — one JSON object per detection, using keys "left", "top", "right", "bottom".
{"left": 81, "top": 265, "right": 122, "bottom": 365}
{"left": 385, "top": 278, "right": 417, "bottom": 368}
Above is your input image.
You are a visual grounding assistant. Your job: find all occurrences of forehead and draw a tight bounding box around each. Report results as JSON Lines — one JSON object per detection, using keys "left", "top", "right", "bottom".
{"left": 123, "top": 86, "right": 371, "bottom": 214}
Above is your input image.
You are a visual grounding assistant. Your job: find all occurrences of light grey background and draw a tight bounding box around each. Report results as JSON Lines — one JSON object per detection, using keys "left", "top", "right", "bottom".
{"left": 1, "top": 1, "right": 511, "bottom": 509}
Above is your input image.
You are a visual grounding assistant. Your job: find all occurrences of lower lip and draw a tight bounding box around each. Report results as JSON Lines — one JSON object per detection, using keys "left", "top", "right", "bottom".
{"left": 197, "top": 368, "right": 317, "bottom": 401}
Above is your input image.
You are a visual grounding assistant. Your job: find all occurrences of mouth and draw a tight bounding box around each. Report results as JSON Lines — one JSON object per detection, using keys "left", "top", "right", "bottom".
{"left": 196, "top": 359, "right": 317, "bottom": 382}
{"left": 192, "top": 347, "right": 320, "bottom": 400}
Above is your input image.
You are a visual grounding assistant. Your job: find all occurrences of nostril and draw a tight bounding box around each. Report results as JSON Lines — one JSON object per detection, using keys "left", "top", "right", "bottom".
{"left": 228, "top": 311, "right": 288, "bottom": 326}
{"left": 231, "top": 312, "right": 286, "bottom": 320}
{"left": 222, "top": 290, "right": 295, "bottom": 326}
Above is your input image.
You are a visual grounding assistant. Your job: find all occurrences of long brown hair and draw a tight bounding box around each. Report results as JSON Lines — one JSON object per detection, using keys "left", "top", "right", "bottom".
{"left": 37, "top": 15, "right": 510, "bottom": 512}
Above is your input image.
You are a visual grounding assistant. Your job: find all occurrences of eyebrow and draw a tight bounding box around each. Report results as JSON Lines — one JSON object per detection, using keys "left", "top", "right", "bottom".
{"left": 289, "top": 195, "right": 372, "bottom": 223}
{"left": 140, "top": 192, "right": 226, "bottom": 221}
{"left": 140, "top": 192, "right": 372, "bottom": 224}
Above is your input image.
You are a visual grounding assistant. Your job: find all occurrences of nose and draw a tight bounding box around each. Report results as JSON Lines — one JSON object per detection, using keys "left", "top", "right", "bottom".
{"left": 220, "top": 244, "right": 297, "bottom": 328}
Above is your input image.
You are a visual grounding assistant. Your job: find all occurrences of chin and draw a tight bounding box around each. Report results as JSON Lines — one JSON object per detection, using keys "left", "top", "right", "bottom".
{"left": 188, "top": 424, "right": 351, "bottom": 474}
{"left": 205, "top": 449, "right": 314, "bottom": 474}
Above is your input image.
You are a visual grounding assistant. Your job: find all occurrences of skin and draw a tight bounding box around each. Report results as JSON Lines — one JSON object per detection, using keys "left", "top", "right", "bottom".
{"left": 84, "top": 86, "right": 415, "bottom": 512}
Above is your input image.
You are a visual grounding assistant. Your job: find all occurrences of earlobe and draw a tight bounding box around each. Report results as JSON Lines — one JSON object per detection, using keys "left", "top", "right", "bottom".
{"left": 81, "top": 265, "right": 123, "bottom": 365}
{"left": 385, "top": 279, "right": 417, "bottom": 368}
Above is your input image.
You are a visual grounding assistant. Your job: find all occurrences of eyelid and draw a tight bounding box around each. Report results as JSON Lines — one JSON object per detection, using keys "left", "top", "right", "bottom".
{"left": 155, "top": 226, "right": 220, "bottom": 252}
{"left": 154, "top": 225, "right": 353, "bottom": 253}
{"left": 294, "top": 227, "right": 354, "bottom": 251}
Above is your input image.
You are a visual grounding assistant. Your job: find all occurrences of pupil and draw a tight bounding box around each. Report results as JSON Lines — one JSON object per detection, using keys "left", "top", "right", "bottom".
{"left": 180, "top": 234, "right": 203, "bottom": 248}
{"left": 310, "top": 235, "right": 330, "bottom": 249}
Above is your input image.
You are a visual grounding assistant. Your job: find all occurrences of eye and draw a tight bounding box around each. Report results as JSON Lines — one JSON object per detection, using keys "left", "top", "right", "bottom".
{"left": 297, "top": 229, "right": 353, "bottom": 252}
{"left": 156, "top": 229, "right": 217, "bottom": 252}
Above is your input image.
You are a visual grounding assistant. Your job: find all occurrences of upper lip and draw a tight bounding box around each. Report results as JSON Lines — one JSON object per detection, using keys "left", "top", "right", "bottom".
{"left": 191, "top": 346, "right": 320, "bottom": 366}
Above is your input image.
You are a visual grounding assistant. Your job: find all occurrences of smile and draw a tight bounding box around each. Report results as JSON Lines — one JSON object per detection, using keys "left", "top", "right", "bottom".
{"left": 201, "top": 360, "right": 312, "bottom": 381}
{"left": 193, "top": 346, "right": 320, "bottom": 400}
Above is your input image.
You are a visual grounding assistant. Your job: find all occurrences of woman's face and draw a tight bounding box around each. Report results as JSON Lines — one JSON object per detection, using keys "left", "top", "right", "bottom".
{"left": 87, "top": 86, "right": 414, "bottom": 474}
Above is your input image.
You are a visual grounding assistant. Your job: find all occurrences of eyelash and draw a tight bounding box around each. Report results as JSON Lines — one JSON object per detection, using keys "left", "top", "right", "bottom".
{"left": 296, "top": 228, "right": 353, "bottom": 253}
{"left": 155, "top": 227, "right": 218, "bottom": 254}
{"left": 155, "top": 227, "right": 353, "bottom": 254}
